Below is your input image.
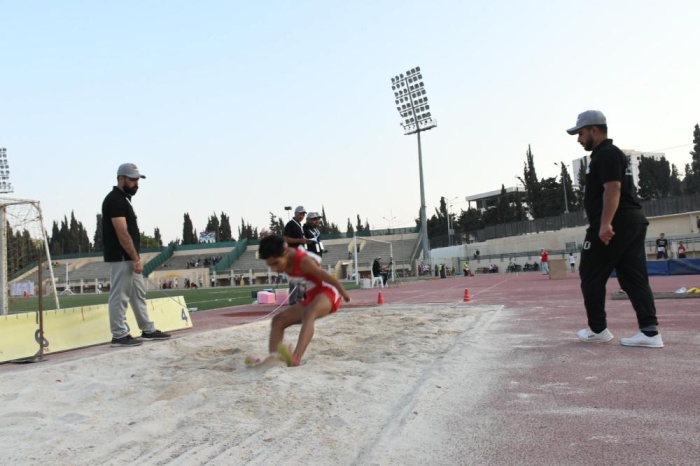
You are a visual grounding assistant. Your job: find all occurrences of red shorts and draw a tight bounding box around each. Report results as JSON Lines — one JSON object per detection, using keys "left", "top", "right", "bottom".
{"left": 302, "top": 284, "right": 342, "bottom": 313}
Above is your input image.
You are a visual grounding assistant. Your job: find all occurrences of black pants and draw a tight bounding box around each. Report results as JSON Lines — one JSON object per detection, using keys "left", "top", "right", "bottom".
{"left": 579, "top": 222, "right": 658, "bottom": 334}
{"left": 288, "top": 280, "right": 304, "bottom": 305}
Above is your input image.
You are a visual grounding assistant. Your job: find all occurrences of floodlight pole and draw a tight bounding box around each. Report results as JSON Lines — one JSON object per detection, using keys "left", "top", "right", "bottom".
{"left": 445, "top": 197, "right": 458, "bottom": 246}
{"left": 0, "top": 206, "right": 6, "bottom": 315}
{"left": 0, "top": 148, "right": 13, "bottom": 315}
{"left": 390, "top": 67, "right": 436, "bottom": 262}
{"left": 415, "top": 130, "right": 430, "bottom": 258}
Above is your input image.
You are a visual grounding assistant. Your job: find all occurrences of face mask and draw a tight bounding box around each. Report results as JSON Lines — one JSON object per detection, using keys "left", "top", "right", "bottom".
{"left": 124, "top": 185, "right": 139, "bottom": 196}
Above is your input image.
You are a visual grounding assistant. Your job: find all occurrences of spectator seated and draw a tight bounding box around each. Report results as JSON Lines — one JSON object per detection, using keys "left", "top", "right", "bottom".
{"left": 370, "top": 268, "right": 384, "bottom": 288}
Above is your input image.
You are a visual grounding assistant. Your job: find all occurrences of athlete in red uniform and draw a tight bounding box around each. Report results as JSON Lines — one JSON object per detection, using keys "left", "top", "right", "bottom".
{"left": 258, "top": 234, "right": 351, "bottom": 366}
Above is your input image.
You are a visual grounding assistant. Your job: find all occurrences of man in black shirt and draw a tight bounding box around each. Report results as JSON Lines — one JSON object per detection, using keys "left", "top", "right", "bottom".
{"left": 372, "top": 257, "right": 388, "bottom": 285}
{"left": 655, "top": 233, "right": 668, "bottom": 259}
{"left": 567, "top": 110, "right": 661, "bottom": 348}
{"left": 284, "top": 206, "right": 307, "bottom": 249}
{"left": 102, "top": 163, "right": 171, "bottom": 347}
{"left": 303, "top": 212, "right": 325, "bottom": 257}
{"left": 283, "top": 205, "right": 307, "bottom": 304}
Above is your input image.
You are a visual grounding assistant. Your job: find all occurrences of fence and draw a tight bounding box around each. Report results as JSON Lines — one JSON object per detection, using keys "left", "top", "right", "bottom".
{"left": 456, "top": 193, "right": 700, "bottom": 244}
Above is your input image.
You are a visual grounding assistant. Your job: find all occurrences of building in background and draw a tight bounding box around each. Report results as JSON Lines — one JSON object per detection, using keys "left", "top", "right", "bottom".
{"left": 465, "top": 185, "right": 524, "bottom": 211}
{"left": 572, "top": 150, "right": 665, "bottom": 189}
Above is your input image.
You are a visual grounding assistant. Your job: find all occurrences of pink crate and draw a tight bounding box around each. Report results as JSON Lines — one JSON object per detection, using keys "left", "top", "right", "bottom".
{"left": 257, "top": 291, "right": 275, "bottom": 304}
{"left": 275, "top": 289, "right": 289, "bottom": 305}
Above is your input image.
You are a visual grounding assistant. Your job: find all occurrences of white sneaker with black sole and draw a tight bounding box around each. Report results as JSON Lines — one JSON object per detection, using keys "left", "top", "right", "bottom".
{"left": 577, "top": 328, "right": 614, "bottom": 343}
{"left": 621, "top": 332, "right": 664, "bottom": 348}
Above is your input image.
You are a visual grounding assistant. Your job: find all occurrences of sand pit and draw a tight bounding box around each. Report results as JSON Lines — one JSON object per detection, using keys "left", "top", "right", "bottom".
{"left": 0, "top": 304, "right": 502, "bottom": 466}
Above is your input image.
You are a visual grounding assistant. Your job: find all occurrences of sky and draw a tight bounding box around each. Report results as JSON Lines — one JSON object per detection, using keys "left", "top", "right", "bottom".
{"left": 2, "top": 0, "right": 699, "bottom": 244}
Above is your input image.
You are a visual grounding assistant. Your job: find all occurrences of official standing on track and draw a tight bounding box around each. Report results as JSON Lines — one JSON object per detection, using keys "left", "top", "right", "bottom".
{"left": 566, "top": 111, "right": 662, "bottom": 348}
{"left": 102, "top": 163, "right": 171, "bottom": 347}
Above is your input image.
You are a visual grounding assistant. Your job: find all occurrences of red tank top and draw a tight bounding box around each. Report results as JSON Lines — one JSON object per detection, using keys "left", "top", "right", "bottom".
{"left": 290, "top": 247, "right": 323, "bottom": 292}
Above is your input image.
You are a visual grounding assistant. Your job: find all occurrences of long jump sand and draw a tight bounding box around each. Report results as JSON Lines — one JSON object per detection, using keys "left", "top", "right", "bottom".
{"left": 0, "top": 303, "right": 503, "bottom": 465}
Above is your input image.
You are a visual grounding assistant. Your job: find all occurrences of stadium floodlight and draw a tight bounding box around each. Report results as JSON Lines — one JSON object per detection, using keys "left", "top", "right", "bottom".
{"left": 0, "top": 148, "right": 13, "bottom": 194}
{"left": 390, "top": 66, "right": 437, "bottom": 260}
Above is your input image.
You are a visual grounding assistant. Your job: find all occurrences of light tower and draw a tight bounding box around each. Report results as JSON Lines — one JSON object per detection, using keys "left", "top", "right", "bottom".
{"left": 0, "top": 148, "right": 12, "bottom": 194}
{"left": 446, "top": 196, "right": 458, "bottom": 246}
{"left": 0, "top": 148, "right": 13, "bottom": 314}
{"left": 390, "top": 67, "right": 437, "bottom": 260}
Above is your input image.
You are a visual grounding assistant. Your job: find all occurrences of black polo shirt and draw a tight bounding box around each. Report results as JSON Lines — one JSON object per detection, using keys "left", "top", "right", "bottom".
{"left": 102, "top": 186, "right": 140, "bottom": 262}
{"left": 372, "top": 259, "right": 382, "bottom": 276}
{"left": 283, "top": 219, "right": 304, "bottom": 249}
{"left": 584, "top": 139, "right": 646, "bottom": 226}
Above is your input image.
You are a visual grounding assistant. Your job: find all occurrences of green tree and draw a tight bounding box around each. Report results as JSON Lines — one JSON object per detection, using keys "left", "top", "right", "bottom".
{"left": 68, "top": 212, "right": 80, "bottom": 253}
{"left": 93, "top": 214, "right": 103, "bottom": 251}
{"left": 481, "top": 206, "right": 498, "bottom": 226}
{"left": 205, "top": 212, "right": 220, "bottom": 242}
{"left": 219, "top": 212, "right": 233, "bottom": 241}
{"left": 268, "top": 212, "right": 285, "bottom": 235}
{"left": 355, "top": 214, "right": 364, "bottom": 233}
{"left": 237, "top": 218, "right": 258, "bottom": 240}
{"left": 456, "top": 207, "right": 484, "bottom": 238}
{"left": 495, "top": 185, "right": 515, "bottom": 223}
{"left": 426, "top": 197, "right": 449, "bottom": 238}
{"left": 575, "top": 157, "right": 588, "bottom": 208}
{"left": 59, "top": 217, "right": 69, "bottom": 253}
{"left": 683, "top": 124, "right": 700, "bottom": 194}
{"left": 49, "top": 221, "right": 61, "bottom": 255}
{"left": 182, "top": 213, "right": 197, "bottom": 245}
{"left": 318, "top": 206, "right": 340, "bottom": 235}
{"left": 538, "top": 177, "right": 564, "bottom": 217}
{"left": 555, "top": 162, "right": 576, "bottom": 213}
{"left": 513, "top": 189, "right": 527, "bottom": 220}
{"left": 139, "top": 231, "right": 159, "bottom": 249}
{"left": 346, "top": 218, "right": 354, "bottom": 236}
{"left": 637, "top": 155, "right": 671, "bottom": 200}
{"left": 682, "top": 163, "right": 694, "bottom": 194}
{"left": 6, "top": 224, "right": 39, "bottom": 278}
{"left": 670, "top": 164, "right": 683, "bottom": 196}
{"left": 154, "top": 227, "right": 163, "bottom": 247}
{"left": 520, "top": 145, "right": 542, "bottom": 218}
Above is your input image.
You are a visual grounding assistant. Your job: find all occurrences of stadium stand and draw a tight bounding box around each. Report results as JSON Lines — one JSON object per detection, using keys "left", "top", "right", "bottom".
{"left": 11, "top": 233, "right": 421, "bottom": 293}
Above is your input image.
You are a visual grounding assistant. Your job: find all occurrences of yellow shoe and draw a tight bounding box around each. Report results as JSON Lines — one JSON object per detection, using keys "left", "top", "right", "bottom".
{"left": 277, "top": 343, "right": 299, "bottom": 367}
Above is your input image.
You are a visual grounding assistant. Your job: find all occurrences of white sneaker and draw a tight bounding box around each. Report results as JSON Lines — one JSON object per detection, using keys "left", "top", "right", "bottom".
{"left": 621, "top": 332, "right": 664, "bottom": 348}
{"left": 577, "top": 328, "right": 614, "bottom": 343}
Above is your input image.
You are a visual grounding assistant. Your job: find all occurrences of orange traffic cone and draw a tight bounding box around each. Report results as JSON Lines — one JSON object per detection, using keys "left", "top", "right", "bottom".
{"left": 377, "top": 291, "right": 385, "bottom": 305}
{"left": 463, "top": 288, "right": 471, "bottom": 302}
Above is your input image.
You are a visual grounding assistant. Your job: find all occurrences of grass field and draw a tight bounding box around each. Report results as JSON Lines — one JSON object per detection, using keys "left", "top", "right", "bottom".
{"left": 7, "top": 282, "right": 361, "bottom": 315}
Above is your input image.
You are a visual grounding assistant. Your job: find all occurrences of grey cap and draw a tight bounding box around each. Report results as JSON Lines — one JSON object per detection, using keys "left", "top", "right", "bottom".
{"left": 307, "top": 212, "right": 321, "bottom": 219}
{"left": 117, "top": 163, "right": 146, "bottom": 179}
{"left": 566, "top": 110, "right": 607, "bottom": 135}
{"left": 294, "top": 206, "right": 306, "bottom": 214}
